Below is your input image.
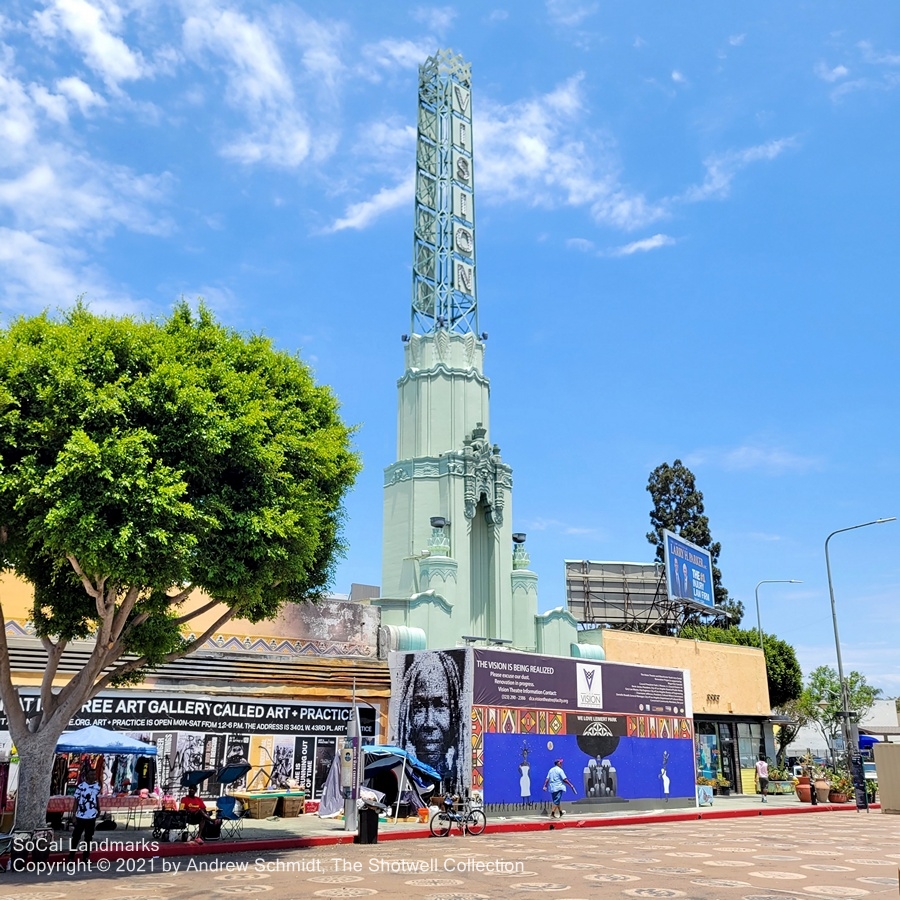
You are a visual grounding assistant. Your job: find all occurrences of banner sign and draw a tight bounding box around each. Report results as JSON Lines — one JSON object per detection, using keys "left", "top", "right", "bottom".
{"left": 0, "top": 692, "right": 376, "bottom": 737}
{"left": 663, "top": 529, "right": 715, "bottom": 608}
{"left": 472, "top": 649, "right": 687, "bottom": 716}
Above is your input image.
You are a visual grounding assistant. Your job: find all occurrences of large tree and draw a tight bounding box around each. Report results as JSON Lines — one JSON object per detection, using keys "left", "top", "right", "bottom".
{"left": 646, "top": 459, "right": 743, "bottom": 623}
{"left": 680, "top": 623, "right": 802, "bottom": 708}
{"left": 0, "top": 303, "right": 360, "bottom": 828}
{"left": 797, "top": 665, "right": 882, "bottom": 757}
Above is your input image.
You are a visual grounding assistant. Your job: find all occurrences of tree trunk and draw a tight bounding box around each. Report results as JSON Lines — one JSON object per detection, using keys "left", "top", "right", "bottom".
{"left": 13, "top": 728, "right": 66, "bottom": 831}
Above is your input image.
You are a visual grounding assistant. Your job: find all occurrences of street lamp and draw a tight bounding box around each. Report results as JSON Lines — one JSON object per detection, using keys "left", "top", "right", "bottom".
{"left": 825, "top": 517, "right": 896, "bottom": 765}
{"left": 754, "top": 579, "right": 802, "bottom": 655}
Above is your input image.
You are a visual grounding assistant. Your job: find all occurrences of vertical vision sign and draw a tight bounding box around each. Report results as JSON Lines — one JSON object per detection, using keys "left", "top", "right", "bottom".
{"left": 412, "top": 50, "right": 478, "bottom": 335}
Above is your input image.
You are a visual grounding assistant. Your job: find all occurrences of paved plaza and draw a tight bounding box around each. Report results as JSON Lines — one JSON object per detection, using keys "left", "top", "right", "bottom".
{"left": 2, "top": 808, "right": 897, "bottom": 899}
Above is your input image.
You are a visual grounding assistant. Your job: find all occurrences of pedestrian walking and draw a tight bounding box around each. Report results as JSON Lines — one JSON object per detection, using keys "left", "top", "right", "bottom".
{"left": 68, "top": 767, "right": 101, "bottom": 861}
{"left": 542, "top": 758, "right": 576, "bottom": 818}
{"left": 755, "top": 755, "right": 769, "bottom": 803}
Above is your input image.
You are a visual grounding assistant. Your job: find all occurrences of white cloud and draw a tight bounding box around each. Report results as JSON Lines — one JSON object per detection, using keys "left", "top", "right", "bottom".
{"left": 56, "top": 75, "right": 107, "bottom": 114}
{"left": 682, "top": 138, "right": 796, "bottom": 202}
{"left": 476, "top": 75, "right": 666, "bottom": 230}
{"left": 685, "top": 444, "right": 823, "bottom": 475}
{"left": 546, "top": 0, "right": 598, "bottom": 28}
{"left": 729, "top": 34, "right": 746, "bottom": 47}
{"left": 412, "top": 6, "right": 456, "bottom": 34}
{"left": 29, "top": 84, "right": 69, "bottom": 123}
{"left": 32, "top": 0, "right": 147, "bottom": 88}
{"left": 609, "top": 233, "right": 675, "bottom": 256}
{"left": 815, "top": 61, "right": 849, "bottom": 83}
{"left": 326, "top": 173, "right": 414, "bottom": 233}
{"left": 360, "top": 38, "right": 435, "bottom": 76}
{"left": 0, "top": 227, "right": 140, "bottom": 312}
{"left": 857, "top": 40, "right": 900, "bottom": 67}
{"left": 671, "top": 70, "right": 686, "bottom": 85}
{"left": 183, "top": 4, "right": 291, "bottom": 111}
{"left": 487, "top": 10, "right": 509, "bottom": 23}
{"left": 182, "top": 2, "right": 314, "bottom": 167}
{"left": 566, "top": 237, "right": 594, "bottom": 252}
{"left": 0, "top": 50, "right": 168, "bottom": 311}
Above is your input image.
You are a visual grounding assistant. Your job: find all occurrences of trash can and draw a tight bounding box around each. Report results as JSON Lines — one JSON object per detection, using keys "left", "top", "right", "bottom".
{"left": 356, "top": 806, "right": 379, "bottom": 845}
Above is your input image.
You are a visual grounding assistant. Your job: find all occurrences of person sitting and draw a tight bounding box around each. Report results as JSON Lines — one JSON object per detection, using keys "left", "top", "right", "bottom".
{"left": 179, "top": 786, "right": 220, "bottom": 843}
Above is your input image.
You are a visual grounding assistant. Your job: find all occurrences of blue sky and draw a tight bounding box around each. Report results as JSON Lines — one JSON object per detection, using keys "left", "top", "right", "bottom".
{"left": 1, "top": 2, "right": 899, "bottom": 697}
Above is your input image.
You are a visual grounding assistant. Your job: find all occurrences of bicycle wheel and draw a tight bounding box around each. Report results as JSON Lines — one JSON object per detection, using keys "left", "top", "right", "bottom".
{"left": 465, "top": 809, "right": 487, "bottom": 835}
{"left": 430, "top": 811, "right": 452, "bottom": 837}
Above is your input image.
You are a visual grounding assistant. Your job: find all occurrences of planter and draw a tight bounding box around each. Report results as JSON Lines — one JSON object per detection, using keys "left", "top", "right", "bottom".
{"left": 814, "top": 779, "right": 831, "bottom": 803}
{"left": 769, "top": 780, "right": 795, "bottom": 796}
{"left": 828, "top": 792, "right": 848, "bottom": 803}
{"left": 796, "top": 783, "right": 812, "bottom": 802}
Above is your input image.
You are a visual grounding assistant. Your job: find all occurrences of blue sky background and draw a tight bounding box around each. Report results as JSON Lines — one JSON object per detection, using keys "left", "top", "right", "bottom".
{"left": 1, "top": 2, "right": 899, "bottom": 696}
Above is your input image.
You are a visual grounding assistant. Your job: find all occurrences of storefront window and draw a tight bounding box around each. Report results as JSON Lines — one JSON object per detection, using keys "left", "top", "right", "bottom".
{"left": 737, "top": 722, "right": 763, "bottom": 768}
{"left": 695, "top": 721, "right": 719, "bottom": 780}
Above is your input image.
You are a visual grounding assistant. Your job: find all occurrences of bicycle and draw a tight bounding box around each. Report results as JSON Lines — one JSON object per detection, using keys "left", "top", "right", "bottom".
{"left": 429, "top": 794, "right": 487, "bottom": 837}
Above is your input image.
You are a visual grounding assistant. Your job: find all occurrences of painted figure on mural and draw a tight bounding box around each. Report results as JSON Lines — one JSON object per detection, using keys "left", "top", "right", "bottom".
{"left": 395, "top": 651, "right": 466, "bottom": 794}
{"left": 659, "top": 750, "right": 670, "bottom": 801}
{"left": 519, "top": 742, "right": 531, "bottom": 802}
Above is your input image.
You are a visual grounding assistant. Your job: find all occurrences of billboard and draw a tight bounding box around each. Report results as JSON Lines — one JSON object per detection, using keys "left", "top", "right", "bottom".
{"left": 663, "top": 529, "right": 715, "bottom": 608}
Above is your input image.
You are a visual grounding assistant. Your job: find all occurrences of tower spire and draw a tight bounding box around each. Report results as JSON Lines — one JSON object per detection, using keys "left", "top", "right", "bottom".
{"left": 411, "top": 49, "right": 478, "bottom": 336}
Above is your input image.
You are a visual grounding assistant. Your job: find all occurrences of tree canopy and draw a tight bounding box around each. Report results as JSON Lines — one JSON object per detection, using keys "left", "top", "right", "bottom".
{"left": 680, "top": 623, "right": 802, "bottom": 708}
{"left": 646, "top": 459, "right": 743, "bottom": 623}
{"left": 797, "top": 665, "right": 882, "bottom": 752}
{"left": 0, "top": 302, "right": 360, "bottom": 827}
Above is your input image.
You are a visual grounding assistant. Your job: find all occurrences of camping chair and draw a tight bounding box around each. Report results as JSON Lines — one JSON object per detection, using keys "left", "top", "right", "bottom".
{"left": 180, "top": 769, "right": 216, "bottom": 790}
{"left": 216, "top": 763, "right": 251, "bottom": 793}
{"left": 215, "top": 796, "right": 243, "bottom": 840}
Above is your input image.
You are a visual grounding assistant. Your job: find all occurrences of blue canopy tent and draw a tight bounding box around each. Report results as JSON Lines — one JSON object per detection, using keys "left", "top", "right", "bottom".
{"left": 318, "top": 745, "right": 440, "bottom": 819}
{"left": 56, "top": 726, "right": 157, "bottom": 756}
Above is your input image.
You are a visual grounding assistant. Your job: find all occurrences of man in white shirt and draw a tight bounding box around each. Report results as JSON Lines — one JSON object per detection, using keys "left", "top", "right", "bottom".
{"left": 755, "top": 756, "right": 769, "bottom": 803}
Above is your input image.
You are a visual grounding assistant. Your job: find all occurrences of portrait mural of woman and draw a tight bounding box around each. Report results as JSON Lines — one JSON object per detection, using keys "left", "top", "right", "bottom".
{"left": 391, "top": 650, "right": 468, "bottom": 795}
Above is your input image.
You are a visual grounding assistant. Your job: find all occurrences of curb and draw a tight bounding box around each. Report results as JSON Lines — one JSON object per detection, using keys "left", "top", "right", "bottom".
{"left": 4, "top": 802, "right": 880, "bottom": 867}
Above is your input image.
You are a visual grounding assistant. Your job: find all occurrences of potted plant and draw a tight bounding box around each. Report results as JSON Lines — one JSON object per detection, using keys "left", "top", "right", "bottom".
{"left": 714, "top": 775, "right": 731, "bottom": 796}
{"left": 865, "top": 779, "right": 878, "bottom": 803}
{"left": 828, "top": 770, "right": 853, "bottom": 803}
{"left": 812, "top": 766, "right": 832, "bottom": 803}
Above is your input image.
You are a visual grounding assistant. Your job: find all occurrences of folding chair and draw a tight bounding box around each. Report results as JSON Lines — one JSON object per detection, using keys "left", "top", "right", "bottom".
{"left": 215, "top": 796, "right": 244, "bottom": 840}
{"left": 216, "top": 763, "right": 251, "bottom": 793}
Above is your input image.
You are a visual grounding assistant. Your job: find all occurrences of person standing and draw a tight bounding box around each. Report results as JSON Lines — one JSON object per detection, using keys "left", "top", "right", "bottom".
{"left": 755, "top": 756, "right": 769, "bottom": 803}
{"left": 542, "top": 758, "right": 576, "bottom": 818}
{"left": 68, "top": 768, "right": 100, "bottom": 862}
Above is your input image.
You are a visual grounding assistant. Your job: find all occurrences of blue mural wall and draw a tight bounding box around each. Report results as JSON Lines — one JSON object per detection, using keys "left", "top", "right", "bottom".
{"left": 482, "top": 733, "right": 694, "bottom": 805}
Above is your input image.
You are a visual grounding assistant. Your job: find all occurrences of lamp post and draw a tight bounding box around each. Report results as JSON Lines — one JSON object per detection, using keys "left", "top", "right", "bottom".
{"left": 754, "top": 579, "right": 802, "bottom": 656}
{"left": 824, "top": 517, "right": 896, "bottom": 765}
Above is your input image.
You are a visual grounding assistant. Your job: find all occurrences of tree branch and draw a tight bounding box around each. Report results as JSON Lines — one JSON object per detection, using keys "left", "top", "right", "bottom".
{"left": 92, "top": 607, "right": 236, "bottom": 694}
{"left": 38, "top": 636, "right": 67, "bottom": 720}
{"left": 174, "top": 598, "right": 223, "bottom": 625}
{"left": 165, "top": 585, "right": 195, "bottom": 607}
{"left": 66, "top": 554, "right": 101, "bottom": 600}
{"left": 109, "top": 585, "right": 141, "bottom": 644}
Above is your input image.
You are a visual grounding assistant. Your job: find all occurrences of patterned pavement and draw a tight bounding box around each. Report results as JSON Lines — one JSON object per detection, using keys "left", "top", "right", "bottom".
{"left": 2, "top": 810, "right": 898, "bottom": 899}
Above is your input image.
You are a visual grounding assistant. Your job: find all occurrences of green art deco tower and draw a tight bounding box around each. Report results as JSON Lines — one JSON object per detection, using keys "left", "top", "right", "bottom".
{"left": 376, "top": 51, "right": 578, "bottom": 655}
